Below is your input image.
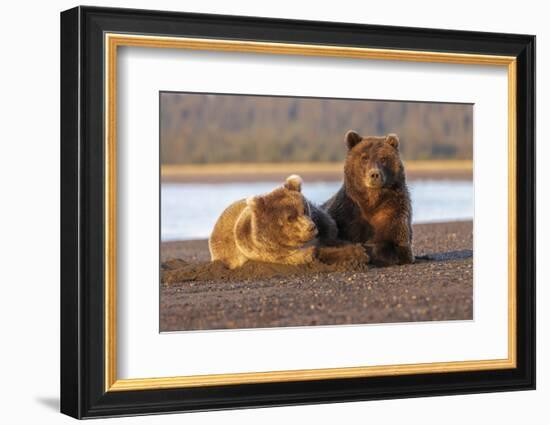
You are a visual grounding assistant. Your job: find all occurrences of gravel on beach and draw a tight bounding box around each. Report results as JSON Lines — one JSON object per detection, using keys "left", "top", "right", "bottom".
{"left": 160, "top": 221, "right": 473, "bottom": 331}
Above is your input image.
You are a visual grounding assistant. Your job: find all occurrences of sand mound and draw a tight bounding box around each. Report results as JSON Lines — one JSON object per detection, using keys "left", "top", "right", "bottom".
{"left": 162, "top": 245, "right": 369, "bottom": 284}
{"left": 161, "top": 259, "right": 369, "bottom": 284}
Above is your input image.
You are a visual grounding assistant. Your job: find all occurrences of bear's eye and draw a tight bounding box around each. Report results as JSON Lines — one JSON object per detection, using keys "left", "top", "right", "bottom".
{"left": 361, "top": 154, "right": 369, "bottom": 161}
{"left": 288, "top": 214, "right": 297, "bottom": 222}
{"left": 380, "top": 158, "right": 387, "bottom": 165}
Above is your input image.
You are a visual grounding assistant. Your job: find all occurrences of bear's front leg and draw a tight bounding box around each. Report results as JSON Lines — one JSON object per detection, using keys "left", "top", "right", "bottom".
{"left": 395, "top": 243, "right": 414, "bottom": 265}
{"left": 392, "top": 220, "right": 414, "bottom": 265}
{"left": 317, "top": 244, "right": 369, "bottom": 265}
{"left": 281, "top": 246, "right": 317, "bottom": 265}
{"left": 385, "top": 218, "right": 414, "bottom": 265}
{"left": 367, "top": 242, "right": 413, "bottom": 266}
{"left": 364, "top": 242, "right": 397, "bottom": 267}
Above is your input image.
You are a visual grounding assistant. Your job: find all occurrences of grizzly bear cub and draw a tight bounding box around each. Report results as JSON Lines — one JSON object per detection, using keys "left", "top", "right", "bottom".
{"left": 323, "top": 131, "right": 414, "bottom": 266}
{"left": 209, "top": 175, "right": 338, "bottom": 269}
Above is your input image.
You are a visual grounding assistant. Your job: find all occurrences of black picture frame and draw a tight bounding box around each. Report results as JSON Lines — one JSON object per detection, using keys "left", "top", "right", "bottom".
{"left": 61, "top": 5, "right": 535, "bottom": 419}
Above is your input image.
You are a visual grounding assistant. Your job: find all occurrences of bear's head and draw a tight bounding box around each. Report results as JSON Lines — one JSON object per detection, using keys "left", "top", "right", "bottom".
{"left": 343, "top": 130, "right": 405, "bottom": 195}
{"left": 246, "top": 175, "right": 318, "bottom": 247}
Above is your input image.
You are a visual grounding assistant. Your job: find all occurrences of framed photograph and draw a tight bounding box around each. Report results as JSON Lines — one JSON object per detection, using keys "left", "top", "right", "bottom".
{"left": 60, "top": 6, "right": 535, "bottom": 419}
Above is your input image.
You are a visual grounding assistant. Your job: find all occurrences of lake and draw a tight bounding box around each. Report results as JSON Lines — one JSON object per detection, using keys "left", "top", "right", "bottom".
{"left": 161, "top": 180, "right": 473, "bottom": 241}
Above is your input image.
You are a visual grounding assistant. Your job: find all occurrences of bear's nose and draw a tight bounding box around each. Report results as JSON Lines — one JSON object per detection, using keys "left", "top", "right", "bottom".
{"left": 369, "top": 170, "right": 381, "bottom": 180}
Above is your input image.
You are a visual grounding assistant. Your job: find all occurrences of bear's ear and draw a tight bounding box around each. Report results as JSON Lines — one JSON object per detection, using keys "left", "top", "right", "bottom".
{"left": 386, "top": 133, "right": 399, "bottom": 149}
{"left": 345, "top": 130, "right": 362, "bottom": 150}
{"left": 246, "top": 195, "right": 265, "bottom": 210}
{"left": 284, "top": 174, "right": 303, "bottom": 192}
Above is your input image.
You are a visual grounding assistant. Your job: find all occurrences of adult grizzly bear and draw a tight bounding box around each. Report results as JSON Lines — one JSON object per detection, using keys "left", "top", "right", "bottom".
{"left": 323, "top": 131, "right": 414, "bottom": 266}
{"left": 209, "top": 175, "right": 339, "bottom": 269}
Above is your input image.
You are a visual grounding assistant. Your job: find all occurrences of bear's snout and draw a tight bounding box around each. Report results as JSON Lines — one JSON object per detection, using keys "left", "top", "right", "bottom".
{"left": 366, "top": 167, "right": 385, "bottom": 188}
{"left": 300, "top": 220, "right": 318, "bottom": 240}
{"left": 369, "top": 169, "right": 381, "bottom": 180}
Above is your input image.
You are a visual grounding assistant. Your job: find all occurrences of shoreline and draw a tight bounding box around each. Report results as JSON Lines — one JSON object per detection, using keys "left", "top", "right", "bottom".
{"left": 160, "top": 221, "right": 473, "bottom": 332}
{"left": 161, "top": 161, "right": 472, "bottom": 183}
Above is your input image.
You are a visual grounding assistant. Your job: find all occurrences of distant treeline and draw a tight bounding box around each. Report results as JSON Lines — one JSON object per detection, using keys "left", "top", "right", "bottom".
{"left": 160, "top": 92, "right": 472, "bottom": 164}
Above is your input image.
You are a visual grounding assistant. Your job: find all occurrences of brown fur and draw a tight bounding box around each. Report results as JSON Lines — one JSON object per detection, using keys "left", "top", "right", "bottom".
{"left": 323, "top": 131, "right": 414, "bottom": 266}
{"left": 209, "top": 175, "right": 320, "bottom": 269}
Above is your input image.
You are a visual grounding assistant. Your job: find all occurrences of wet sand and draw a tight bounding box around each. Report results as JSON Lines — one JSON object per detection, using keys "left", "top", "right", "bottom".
{"left": 161, "top": 221, "right": 473, "bottom": 332}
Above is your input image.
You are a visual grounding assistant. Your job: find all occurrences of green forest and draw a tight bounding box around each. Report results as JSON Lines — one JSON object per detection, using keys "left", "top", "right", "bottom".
{"left": 160, "top": 92, "right": 473, "bottom": 165}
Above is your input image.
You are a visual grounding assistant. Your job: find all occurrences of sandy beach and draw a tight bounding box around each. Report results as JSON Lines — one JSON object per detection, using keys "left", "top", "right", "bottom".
{"left": 160, "top": 220, "right": 473, "bottom": 332}
{"left": 161, "top": 161, "right": 473, "bottom": 183}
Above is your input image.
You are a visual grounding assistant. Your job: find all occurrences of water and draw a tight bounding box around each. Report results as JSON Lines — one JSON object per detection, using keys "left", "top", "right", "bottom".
{"left": 161, "top": 180, "right": 473, "bottom": 241}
